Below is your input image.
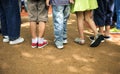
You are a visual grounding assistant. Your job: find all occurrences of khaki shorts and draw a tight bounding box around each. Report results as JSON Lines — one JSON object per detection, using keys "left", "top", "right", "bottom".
{"left": 27, "top": 0, "right": 48, "bottom": 22}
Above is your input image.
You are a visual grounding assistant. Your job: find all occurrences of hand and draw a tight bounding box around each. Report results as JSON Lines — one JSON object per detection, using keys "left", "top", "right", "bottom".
{"left": 69, "top": 0, "right": 74, "bottom": 4}
{"left": 46, "top": 0, "right": 50, "bottom": 6}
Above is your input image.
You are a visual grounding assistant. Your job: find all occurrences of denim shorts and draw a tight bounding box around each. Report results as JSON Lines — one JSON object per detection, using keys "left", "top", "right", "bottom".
{"left": 27, "top": 0, "right": 48, "bottom": 22}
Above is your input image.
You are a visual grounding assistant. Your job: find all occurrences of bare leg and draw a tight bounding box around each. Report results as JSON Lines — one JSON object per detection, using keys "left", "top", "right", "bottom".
{"left": 38, "top": 22, "right": 46, "bottom": 38}
{"left": 76, "top": 12, "right": 84, "bottom": 40}
{"left": 99, "top": 26, "right": 104, "bottom": 35}
{"left": 105, "top": 25, "right": 110, "bottom": 36}
{"left": 85, "top": 10, "right": 98, "bottom": 36}
{"left": 30, "top": 22, "right": 37, "bottom": 38}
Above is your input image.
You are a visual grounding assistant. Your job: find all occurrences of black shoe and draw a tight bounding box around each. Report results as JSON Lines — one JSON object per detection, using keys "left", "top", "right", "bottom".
{"left": 104, "top": 36, "right": 110, "bottom": 39}
{"left": 89, "top": 36, "right": 104, "bottom": 42}
{"left": 89, "top": 36, "right": 94, "bottom": 41}
{"left": 90, "top": 35, "right": 104, "bottom": 47}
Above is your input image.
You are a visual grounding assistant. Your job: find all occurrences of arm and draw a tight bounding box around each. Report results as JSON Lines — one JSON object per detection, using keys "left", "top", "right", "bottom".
{"left": 46, "top": 0, "right": 50, "bottom": 6}
{"left": 69, "top": 0, "right": 74, "bottom": 4}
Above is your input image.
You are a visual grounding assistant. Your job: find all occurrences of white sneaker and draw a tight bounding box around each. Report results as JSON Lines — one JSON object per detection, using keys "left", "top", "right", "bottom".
{"left": 63, "top": 39, "right": 68, "bottom": 44}
{"left": 9, "top": 37, "right": 24, "bottom": 45}
{"left": 56, "top": 45, "right": 64, "bottom": 49}
{"left": 3, "top": 36, "right": 9, "bottom": 42}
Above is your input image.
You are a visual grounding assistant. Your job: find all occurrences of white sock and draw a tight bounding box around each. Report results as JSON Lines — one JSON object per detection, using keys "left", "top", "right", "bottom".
{"left": 38, "top": 37, "right": 44, "bottom": 44}
{"left": 32, "top": 37, "right": 37, "bottom": 43}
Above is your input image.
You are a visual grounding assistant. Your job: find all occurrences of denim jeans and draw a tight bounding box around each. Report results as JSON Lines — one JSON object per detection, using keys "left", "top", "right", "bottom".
{"left": 115, "top": 0, "right": 120, "bottom": 29}
{"left": 52, "top": 5, "right": 70, "bottom": 46}
{"left": 19, "top": 0, "right": 28, "bottom": 12}
{"left": 0, "top": 0, "right": 21, "bottom": 40}
{"left": 0, "top": 20, "right": 1, "bottom": 33}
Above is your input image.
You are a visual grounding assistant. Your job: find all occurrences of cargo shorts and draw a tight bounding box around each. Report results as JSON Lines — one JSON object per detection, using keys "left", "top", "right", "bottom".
{"left": 27, "top": 0, "right": 48, "bottom": 22}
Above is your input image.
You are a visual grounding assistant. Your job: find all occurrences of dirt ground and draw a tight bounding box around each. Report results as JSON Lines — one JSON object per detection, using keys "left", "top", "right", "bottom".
{"left": 0, "top": 13, "right": 120, "bottom": 74}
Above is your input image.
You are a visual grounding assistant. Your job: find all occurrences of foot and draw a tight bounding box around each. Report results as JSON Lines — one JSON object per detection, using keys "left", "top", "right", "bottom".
{"left": 9, "top": 37, "right": 24, "bottom": 45}
{"left": 56, "top": 45, "right": 64, "bottom": 49}
{"left": 3, "top": 36, "right": 9, "bottom": 42}
{"left": 38, "top": 40, "right": 48, "bottom": 48}
{"left": 90, "top": 35, "right": 104, "bottom": 47}
{"left": 63, "top": 39, "right": 68, "bottom": 44}
{"left": 104, "top": 36, "right": 112, "bottom": 41}
{"left": 89, "top": 36, "right": 104, "bottom": 42}
{"left": 74, "top": 38, "right": 85, "bottom": 45}
{"left": 31, "top": 43, "right": 37, "bottom": 48}
{"left": 110, "top": 27, "right": 120, "bottom": 33}
{"left": 54, "top": 39, "right": 64, "bottom": 49}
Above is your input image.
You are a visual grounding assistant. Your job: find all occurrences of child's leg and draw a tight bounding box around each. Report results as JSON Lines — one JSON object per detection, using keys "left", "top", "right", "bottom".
{"left": 30, "top": 22, "right": 37, "bottom": 39}
{"left": 38, "top": 22, "right": 46, "bottom": 38}
{"left": 74, "top": 12, "right": 85, "bottom": 44}
{"left": 37, "top": 1, "right": 48, "bottom": 48}
{"left": 76, "top": 12, "right": 84, "bottom": 40}
{"left": 37, "top": 21, "right": 48, "bottom": 48}
{"left": 63, "top": 5, "right": 70, "bottom": 41}
{"left": 105, "top": 25, "right": 110, "bottom": 36}
{"left": 85, "top": 10, "right": 104, "bottom": 47}
{"left": 85, "top": 10, "right": 98, "bottom": 36}
{"left": 52, "top": 5, "right": 65, "bottom": 48}
{"left": 30, "top": 22, "right": 38, "bottom": 48}
{"left": 99, "top": 26, "right": 104, "bottom": 35}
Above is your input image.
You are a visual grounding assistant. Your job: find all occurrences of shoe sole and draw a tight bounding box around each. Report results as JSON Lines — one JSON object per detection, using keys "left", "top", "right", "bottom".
{"left": 3, "top": 40, "right": 9, "bottom": 43}
{"left": 74, "top": 38, "right": 85, "bottom": 45}
{"left": 9, "top": 38, "right": 24, "bottom": 45}
{"left": 57, "top": 46, "right": 64, "bottom": 49}
{"left": 63, "top": 41, "right": 68, "bottom": 44}
{"left": 32, "top": 46, "right": 37, "bottom": 48}
{"left": 38, "top": 43, "right": 48, "bottom": 48}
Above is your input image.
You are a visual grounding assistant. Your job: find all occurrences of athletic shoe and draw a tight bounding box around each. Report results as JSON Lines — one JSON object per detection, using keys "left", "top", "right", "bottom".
{"left": 110, "top": 27, "right": 120, "bottom": 33}
{"left": 89, "top": 36, "right": 104, "bottom": 42}
{"left": 31, "top": 43, "right": 37, "bottom": 48}
{"left": 63, "top": 39, "right": 68, "bottom": 44}
{"left": 3, "top": 36, "right": 9, "bottom": 42}
{"left": 74, "top": 38, "right": 85, "bottom": 45}
{"left": 104, "top": 36, "right": 110, "bottom": 39}
{"left": 9, "top": 37, "right": 24, "bottom": 45}
{"left": 90, "top": 35, "right": 104, "bottom": 47}
{"left": 56, "top": 45, "right": 64, "bottom": 49}
{"left": 38, "top": 40, "right": 48, "bottom": 48}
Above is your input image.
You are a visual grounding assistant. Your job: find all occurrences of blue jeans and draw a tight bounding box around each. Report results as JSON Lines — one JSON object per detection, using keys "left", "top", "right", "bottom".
{"left": 52, "top": 5, "right": 70, "bottom": 46}
{"left": 19, "top": 0, "right": 28, "bottom": 12}
{"left": 0, "top": 20, "right": 1, "bottom": 34}
{"left": 115, "top": 0, "right": 120, "bottom": 29}
{"left": 0, "top": 0, "right": 21, "bottom": 40}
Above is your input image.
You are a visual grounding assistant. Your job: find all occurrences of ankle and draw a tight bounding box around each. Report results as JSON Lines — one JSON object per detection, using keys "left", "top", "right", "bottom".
{"left": 32, "top": 37, "right": 38, "bottom": 43}
{"left": 38, "top": 37, "right": 44, "bottom": 44}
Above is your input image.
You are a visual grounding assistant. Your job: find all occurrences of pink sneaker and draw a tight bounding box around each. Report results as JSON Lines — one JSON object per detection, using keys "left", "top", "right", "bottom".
{"left": 31, "top": 43, "right": 37, "bottom": 48}
{"left": 38, "top": 40, "right": 48, "bottom": 48}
